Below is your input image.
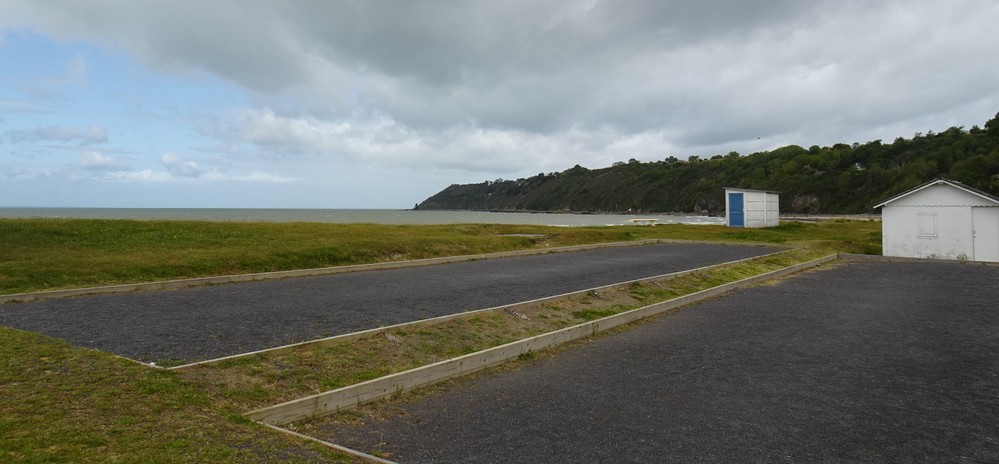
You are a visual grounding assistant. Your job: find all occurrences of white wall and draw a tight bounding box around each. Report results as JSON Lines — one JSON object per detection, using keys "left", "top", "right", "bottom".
{"left": 972, "top": 207, "right": 999, "bottom": 261}
{"left": 726, "top": 189, "right": 779, "bottom": 228}
{"left": 882, "top": 206, "right": 975, "bottom": 259}
{"left": 881, "top": 183, "right": 999, "bottom": 262}
{"left": 746, "top": 192, "right": 779, "bottom": 228}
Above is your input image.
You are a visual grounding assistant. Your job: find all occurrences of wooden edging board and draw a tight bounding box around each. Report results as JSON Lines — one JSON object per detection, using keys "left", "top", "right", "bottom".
{"left": 169, "top": 247, "right": 791, "bottom": 370}
{"left": 244, "top": 253, "right": 838, "bottom": 426}
{"left": 261, "top": 423, "right": 394, "bottom": 464}
{"left": 0, "top": 238, "right": 751, "bottom": 304}
{"left": 838, "top": 253, "right": 999, "bottom": 266}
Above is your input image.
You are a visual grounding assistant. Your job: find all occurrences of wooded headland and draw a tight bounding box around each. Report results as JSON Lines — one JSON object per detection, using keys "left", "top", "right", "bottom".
{"left": 416, "top": 112, "right": 999, "bottom": 214}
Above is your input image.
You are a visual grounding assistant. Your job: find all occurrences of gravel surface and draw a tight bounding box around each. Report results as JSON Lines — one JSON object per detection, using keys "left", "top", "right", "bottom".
{"left": 314, "top": 260, "right": 999, "bottom": 463}
{"left": 0, "top": 242, "right": 774, "bottom": 363}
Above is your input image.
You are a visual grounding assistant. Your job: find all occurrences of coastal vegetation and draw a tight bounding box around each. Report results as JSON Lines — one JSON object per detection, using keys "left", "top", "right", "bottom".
{"left": 416, "top": 112, "right": 999, "bottom": 214}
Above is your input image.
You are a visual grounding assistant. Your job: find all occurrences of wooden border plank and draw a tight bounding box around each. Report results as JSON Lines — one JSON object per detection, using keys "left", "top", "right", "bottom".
{"left": 1, "top": 239, "right": 772, "bottom": 304}
{"left": 838, "top": 253, "right": 999, "bottom": 266}
{"left": 260, "top": 423, "right": 396, "bottom": 464}
{"left": 170, "top": 248, "right": 794, "bottom": 370}
{"left": 245, "top": 253, "right": 837, "bottom": 425}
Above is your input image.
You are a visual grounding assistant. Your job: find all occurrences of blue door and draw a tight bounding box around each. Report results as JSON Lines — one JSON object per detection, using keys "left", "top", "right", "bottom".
{"left": 729, "top": 192, "right": 745, "bottom": 227}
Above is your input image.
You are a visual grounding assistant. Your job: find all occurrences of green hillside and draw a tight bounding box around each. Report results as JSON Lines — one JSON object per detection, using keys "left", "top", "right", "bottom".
{"left": 417, "top": 112, "right": 999, "bottom": 214}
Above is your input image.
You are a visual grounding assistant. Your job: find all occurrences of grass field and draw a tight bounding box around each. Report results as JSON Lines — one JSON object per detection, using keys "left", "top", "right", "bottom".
{"left": 0, "top": 218, "right": 881, "bottom": 462}
{"left": 0, "top": 328, "right": 358, "bottom": 463}
{"left": 0, "top": 218, "right": 880, "bottom": 295}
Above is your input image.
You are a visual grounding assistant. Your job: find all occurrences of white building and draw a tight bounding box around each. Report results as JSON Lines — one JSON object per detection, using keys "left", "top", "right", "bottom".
{"left": 875, "top": 178, "right": 999, "bottom": 262}
{"left": 724, "top": 188, "right": 780, "bottom": 228}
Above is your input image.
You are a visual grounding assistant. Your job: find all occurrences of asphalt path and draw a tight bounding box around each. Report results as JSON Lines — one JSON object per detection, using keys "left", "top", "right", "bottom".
{"left": 314, "top": 260, "right": 999, "bottom": 463}
{"left": 0, "top": 242, "right": 775, "bottom": 363}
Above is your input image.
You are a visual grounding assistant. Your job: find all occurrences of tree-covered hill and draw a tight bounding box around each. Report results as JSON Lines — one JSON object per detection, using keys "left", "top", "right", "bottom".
{"left": 416, "top": 112, "right": 999, "bottom": 214}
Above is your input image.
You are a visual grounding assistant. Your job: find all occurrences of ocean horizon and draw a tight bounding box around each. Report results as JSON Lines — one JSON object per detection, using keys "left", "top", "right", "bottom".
{"left": 0, "top": 207, "right": 724, "bottom": 227}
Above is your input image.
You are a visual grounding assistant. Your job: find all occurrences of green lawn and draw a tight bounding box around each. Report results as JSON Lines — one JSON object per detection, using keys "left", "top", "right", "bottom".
{"left": 0, "top": 328, "right": 357, "bottom": 463}
{"left": 0, "top": 218, "right": 881, "bottom": 295}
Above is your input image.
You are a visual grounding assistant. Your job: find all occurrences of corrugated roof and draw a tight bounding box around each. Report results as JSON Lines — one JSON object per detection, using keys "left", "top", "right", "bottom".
{"left": 874, "top": 177, "right": 999, "bottom": 208}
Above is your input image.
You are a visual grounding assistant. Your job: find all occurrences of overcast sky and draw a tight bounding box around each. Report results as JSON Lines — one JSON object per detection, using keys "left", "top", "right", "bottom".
{"left": 2, "top": 0, "right": 997, "bottom": 208}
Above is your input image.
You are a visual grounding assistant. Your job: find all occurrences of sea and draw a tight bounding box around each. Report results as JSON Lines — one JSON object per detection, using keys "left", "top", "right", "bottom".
{"left": 0, "top": 208, "right": 724, "bottom": 227}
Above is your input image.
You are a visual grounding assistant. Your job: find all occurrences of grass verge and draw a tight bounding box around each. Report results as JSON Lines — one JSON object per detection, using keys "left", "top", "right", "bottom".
{"left": 0, "top": 328, "right": 359, "bottom": 463}
{"left": 175, "top": 247, "right": 835, "bottom": 415}
{"left": 0, "top": 218, "right": 880, "bottom": 295}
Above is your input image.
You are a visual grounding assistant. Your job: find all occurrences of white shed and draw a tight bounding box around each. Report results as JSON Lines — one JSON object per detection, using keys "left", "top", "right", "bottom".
{"left": 874, "top": 178, "right": 999, "bottom": 262}
{"left": 724, "top": 188, "right": 779, "bottom": 228}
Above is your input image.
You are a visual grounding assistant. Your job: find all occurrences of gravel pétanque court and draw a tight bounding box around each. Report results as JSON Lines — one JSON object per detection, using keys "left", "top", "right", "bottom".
{"left": 311, "top": 260, "right": 999, "bottom": 463}
{"left": 0, "top": 242, "right": 776, "bottom": 363}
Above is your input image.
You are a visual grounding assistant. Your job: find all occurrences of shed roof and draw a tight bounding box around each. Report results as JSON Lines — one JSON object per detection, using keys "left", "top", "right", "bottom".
{"left": 874, "top": 177, "right": 999, "bottom": 209}
{"left": 723, "top": 187, "right": 781, "bottom": 194}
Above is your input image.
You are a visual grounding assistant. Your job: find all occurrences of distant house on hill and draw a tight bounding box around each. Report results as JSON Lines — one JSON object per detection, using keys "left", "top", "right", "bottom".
{"left": 724, "top": 188, "right": 779, "bottom": 228}
{"left": 875, "top": 178, "right": 999, "bottom": 262}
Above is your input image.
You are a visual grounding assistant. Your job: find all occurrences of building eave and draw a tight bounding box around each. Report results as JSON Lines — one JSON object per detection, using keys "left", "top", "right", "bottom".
{"left": 723, "top": 187, "right": 781, "bottom": 194}
{"left": 874, "top": 178, "right": 999, "bottom": 209}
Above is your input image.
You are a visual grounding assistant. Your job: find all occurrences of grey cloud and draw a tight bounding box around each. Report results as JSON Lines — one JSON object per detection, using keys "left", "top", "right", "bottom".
{"left": 279, "top": 0, "right": 812, "bottom": 85}
{"left": 4, "top": 0, "right": 998, "bottom": 175}
{"left": 270, "top": 0, "right": 824, "bottom": 132}
{"left": 0, "top": 1, "right": 831, "bottom": 118}
{"left": 3, "top": 1, "right": 309, "bottom": 92}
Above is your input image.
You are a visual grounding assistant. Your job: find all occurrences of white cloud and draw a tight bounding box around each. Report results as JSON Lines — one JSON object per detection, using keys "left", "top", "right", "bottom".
{"left": 88, "top": 166, "right": 298, "bottom": 184}
{"left": 102, "top": 169, "right": 172, "bottom": 183}
{"left": 204, "top": 107, "right": 665, "bottom": 175}
{"left": 79, "top": 151, "right": 126, "bottom": 170}
{"left": 232, "top": 171, "right": 302, "bottom": 184}
{"left": 0, "top": 99, "right": 52, "bottom": 114}
{"left": 66, "top": 55, "right": 88, "bottom": 81}
{"left": 13, "top": 55, "right": 91, "bottom": 101}
{"left": 161, "top": 152, "right": 205, "bottom": 177}
{"left": 0, "top": 165, "right": 44, "bottom": 180}
{"left": 6, "top": 1, "right": 997, "bottom": 143}
{"left": 5, "top": 125, "right": 108, "bottom": 145}
{"left": 2, "top": 0, "right": 998, "bottom": 207}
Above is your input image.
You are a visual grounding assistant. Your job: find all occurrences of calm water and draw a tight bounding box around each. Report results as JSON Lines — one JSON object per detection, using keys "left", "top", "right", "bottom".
{"left": 0, "top": 208, "right": 723, "bottom": 227}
